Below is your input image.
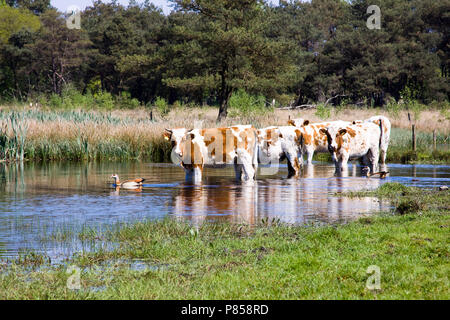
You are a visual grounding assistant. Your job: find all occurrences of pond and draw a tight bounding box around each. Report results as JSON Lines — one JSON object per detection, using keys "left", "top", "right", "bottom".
{"left": 0, "top": 161, "right": 449, "bottom": 263}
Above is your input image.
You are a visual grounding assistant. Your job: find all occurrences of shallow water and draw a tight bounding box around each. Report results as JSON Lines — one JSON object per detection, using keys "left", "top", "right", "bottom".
{"left": 0, "top": 161, "right": 449, "bottom": 263}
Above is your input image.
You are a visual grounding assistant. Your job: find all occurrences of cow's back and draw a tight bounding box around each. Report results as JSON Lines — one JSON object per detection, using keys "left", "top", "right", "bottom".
{"left": 345, "top": 123, "right": 381, "bottom": 159}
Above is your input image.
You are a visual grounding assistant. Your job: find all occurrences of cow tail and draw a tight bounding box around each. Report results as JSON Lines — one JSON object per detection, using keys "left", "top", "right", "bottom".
{"left": 378, "top": 118, "right": 383, "bottom": 149}
{"left": 253, "top": 129, "right": 259, "bottom": 166}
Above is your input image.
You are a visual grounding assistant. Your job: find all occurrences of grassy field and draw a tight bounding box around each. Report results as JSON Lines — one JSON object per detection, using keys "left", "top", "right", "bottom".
{"left": 0, "top": 183, "right": 448, "bottom": 299}
{"left": 0, "top": 104, "right": 449, "bottom": 163}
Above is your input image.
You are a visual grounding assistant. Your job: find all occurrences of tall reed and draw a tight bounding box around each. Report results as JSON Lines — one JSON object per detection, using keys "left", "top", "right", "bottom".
{"left": 0, "top": 106, "right": 448, "bottom": 163}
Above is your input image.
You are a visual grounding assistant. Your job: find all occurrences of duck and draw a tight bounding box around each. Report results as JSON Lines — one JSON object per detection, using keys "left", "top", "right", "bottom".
{"left": 110, "top": 174, "right": 145, "bottom": 189}
{"left": 370, "top": 171, "right": 389, "bottom": 179}
{"left": 361, "top": 166, "right": 389, "bottom": 179}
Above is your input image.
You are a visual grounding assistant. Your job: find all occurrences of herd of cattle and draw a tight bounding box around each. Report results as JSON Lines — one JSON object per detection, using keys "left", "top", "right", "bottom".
{"left": 163, "top": 115, "right": 391, "bottom": 182}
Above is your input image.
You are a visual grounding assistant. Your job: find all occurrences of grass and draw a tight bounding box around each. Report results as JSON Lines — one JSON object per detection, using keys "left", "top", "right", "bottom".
{"left": 0, "top": 104, "right": 448, "bottom": 163}
{"left": 0, "top": 183, "right": 448, "bottom": 299}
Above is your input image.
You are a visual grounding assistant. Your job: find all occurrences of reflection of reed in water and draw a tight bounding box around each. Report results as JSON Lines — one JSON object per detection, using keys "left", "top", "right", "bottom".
{"left": 172, "top": 183, "right": 258, "bottom": 226}
{"left": 0, "top": 161, "right": 26, "bottom": 198}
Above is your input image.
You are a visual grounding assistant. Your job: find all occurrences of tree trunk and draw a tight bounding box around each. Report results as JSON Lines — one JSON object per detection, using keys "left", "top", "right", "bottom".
{"left": 217, "top": 61, "right": 231, "bottom": 122}
{"left": 217, "top": 88, "right": 232, "bottom": 122}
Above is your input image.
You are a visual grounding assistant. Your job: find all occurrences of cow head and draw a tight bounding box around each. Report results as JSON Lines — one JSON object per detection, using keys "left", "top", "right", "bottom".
{"left": 164, "top": 128, "right": 188, "bottom": 161}
{"left": 319, "top": 127, "right": 348, "bottom": 154}
{"left": 287, "top": 118, "right": 310, "bottom": 127}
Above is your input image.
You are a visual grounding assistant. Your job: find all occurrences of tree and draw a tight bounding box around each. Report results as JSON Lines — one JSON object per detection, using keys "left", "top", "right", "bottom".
{"left": 167, "top": 0, "right": 294, "bottom": 121}
{"left": 28, "top": 9, "right": 92, "bottom": 95}
{"left": 0, "top": 4, "right": 40, "bottom": 43}
{"left": 6, "top": 0, "right": 50, "bottom": 15}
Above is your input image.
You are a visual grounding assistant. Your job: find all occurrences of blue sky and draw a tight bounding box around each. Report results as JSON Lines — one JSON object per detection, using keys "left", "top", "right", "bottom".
{"left": 51, "top": 0, "right": 283, "bottom": 15}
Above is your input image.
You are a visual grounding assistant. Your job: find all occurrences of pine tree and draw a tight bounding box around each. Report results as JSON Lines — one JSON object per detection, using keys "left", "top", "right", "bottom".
{"left": 167, "top": 0, "right": 293, "bottom": 121}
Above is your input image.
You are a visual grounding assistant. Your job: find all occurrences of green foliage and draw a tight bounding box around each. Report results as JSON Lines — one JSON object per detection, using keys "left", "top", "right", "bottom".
{"left": 154, "top": 97, "right": 169, "bottom": 116}
{"left": 166, "top": 0, "right": 293, "bottom": 120}
{"left": 0, "top": 0, "right": 448, "bottom": 113}
{"left": 93, "top": 91, "right": 114, "bottom": 110}
{"left": 314, "top": 103, "right": 331, "bottom": 120}
{"left": 228, "top": 89, "right": 269, "bottom": 117}
{"left": 86, "top": 79, "right": 102, "bottom": 95}
{"left": 116, "top": 91, "right": 140, "bottom": 109}
{"left": 0, "top": 5, "right": 40, "bottom": 44}
{"left": 385, "top": 98, "right": 403, "bottom": 119}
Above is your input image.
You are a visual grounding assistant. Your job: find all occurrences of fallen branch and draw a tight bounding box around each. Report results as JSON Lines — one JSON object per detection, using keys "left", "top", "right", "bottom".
{"left": 278, "top": 104, "right": 317, "bottom": 110}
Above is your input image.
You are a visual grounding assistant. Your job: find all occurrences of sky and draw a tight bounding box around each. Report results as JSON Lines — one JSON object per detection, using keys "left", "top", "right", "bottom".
{"left": 51, "top": 0, "right": 283, "bottom": 15}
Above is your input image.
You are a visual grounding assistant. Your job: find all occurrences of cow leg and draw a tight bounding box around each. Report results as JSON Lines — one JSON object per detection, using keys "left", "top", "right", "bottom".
{"left": 236, "top": 149, "right": 255, "bottom": 181}
{"left": 306, "top": 150, "right": 314, "bottom": 164}
{"left": 234, "top": 163, "right": 244, "bottom": 180}
{"left": 184, "top": 165, "right": 203, "bottom": 183}
{"left": 335, "top": 154, "right": 349, "bottom": 173}
{"left": 252, "top": 151, "right": 258, "bottom": 180}
{"left": 380, "top": 148, "right": 387, "bottom": 164}
{"left": 298, "top": 148, "right": 304, "bottom": 166}
{"left": 286, "top": 154, "right": 301, "bottom": 178}
{"left": 369, "top": 148, "right": 379, "bottom": 173}
{"left": 193, "top": 165, "right": 203, "bottom": 182}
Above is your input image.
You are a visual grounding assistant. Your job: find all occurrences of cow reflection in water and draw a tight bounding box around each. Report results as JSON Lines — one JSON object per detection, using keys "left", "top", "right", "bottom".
{"left": 325, "top": 164, "right": 388, "bottom": 222}
{"left": 172, "top": 182, "right": 258, "bottom": 225}
{"left": 172, "top": 163, "right": 390, "bottom": 226}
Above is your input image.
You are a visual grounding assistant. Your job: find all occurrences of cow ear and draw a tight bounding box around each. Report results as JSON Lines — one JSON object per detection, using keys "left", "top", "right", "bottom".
{"left": 339, "top": 129, "right": 347, "bottom": 136}
{"left": 287, "top": 120, "right": 295, "bottom": 126}
{"left": 303, "top": 120, "right": 310, "bottom": 126}
{"left": 188, "top": 133, "right": 195, "bottom": 140}
{"left": 319, "top": 128, "right": 327, "bottom": 135}
{"left": 163, "top": 129, "right": 172, "bottom": 140}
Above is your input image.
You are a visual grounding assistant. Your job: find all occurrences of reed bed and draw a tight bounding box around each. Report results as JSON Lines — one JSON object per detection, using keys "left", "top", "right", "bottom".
{"left": 0, "top": 106, "right": 448, "bottom": 163}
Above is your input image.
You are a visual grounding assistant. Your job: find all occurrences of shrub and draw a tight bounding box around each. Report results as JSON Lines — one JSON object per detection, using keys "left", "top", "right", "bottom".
{"left": 48, "top": 93, "right": 63, "bottom": 109}
{"left": 94, "top": 91, "right": 114, "bottom": 110}
{"left": 116, "top": 91, "right": 140, "bottom": 109}
{"left": 314, "top": 103, "right": 331, "bottom": 120}
{"left": 385, "top": 98, "right": 403, "bottom": 119}
{"left": 155, "top": 97, "right": 169, "bottom": 116}
{"left": 228, "top": 89, "right": 269, "bottom": 117}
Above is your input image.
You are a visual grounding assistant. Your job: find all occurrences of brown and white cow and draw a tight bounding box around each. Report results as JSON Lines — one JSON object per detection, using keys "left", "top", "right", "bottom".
{"left": 176, "top": 125, "right": 258, "bottom": 182}
{"left": 288, "top": 118, "right": 351, "bottom": 164}
{"left": 256, "top": 126, "right": 302, "bottom": 178}
{"left": 320, "top": 122, "right": 382, "bottom": 174}
{"left": 352, "top": 116, "right": 391, "bottom": 164}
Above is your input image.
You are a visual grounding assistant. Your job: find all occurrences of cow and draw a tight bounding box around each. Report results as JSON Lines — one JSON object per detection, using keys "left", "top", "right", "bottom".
{"left": 319, "top": 122, "right": 382, "bottom": 174}
{"left": 287, "top": 118, "right": 351, "bottom": 164}
{"left": 352, "top": 116, "right": 391, "bottom": 164}
{"left": 256, "top": 126, "right": 302, "bottom": 178}
{"left": 176, "top": 125, "right": 258, "bottom": 182}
